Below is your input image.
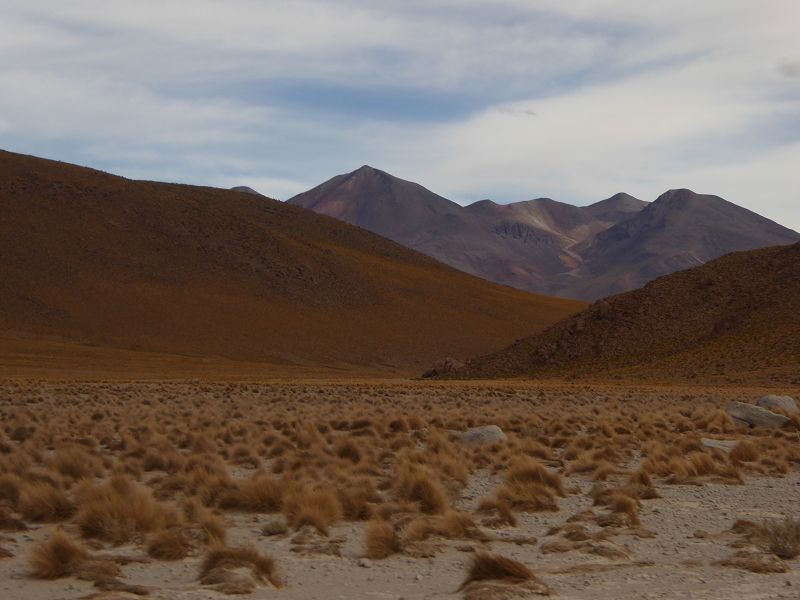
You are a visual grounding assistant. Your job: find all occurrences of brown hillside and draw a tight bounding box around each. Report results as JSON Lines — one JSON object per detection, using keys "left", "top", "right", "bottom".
{"left": 452, "top": 243, "right": 800, "bottom": 384}
{"left": 0, "top": 150, "right": 584, "bottom": 378}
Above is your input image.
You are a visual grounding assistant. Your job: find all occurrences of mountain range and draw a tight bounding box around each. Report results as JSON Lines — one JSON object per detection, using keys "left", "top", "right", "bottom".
{"left": 0, "top": 150, "right": 583, "bottom": 377}
{"left": 289, "top": 167, "right": 800, "bottom": 300}
{"left": 444, "top": 242, "right": 800, "bottom": 385}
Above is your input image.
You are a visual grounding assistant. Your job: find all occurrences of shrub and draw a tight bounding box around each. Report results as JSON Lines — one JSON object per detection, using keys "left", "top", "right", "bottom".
{"left": 363, "top": 519, "right": 401, "bottom": 559}
{"left": 460, "top": 552, "right": 533, "bottom": 588}
{"left": 18, "top": 483, "right": 74, "bottom": 522}
{"left": 75, "top": 476, "right": 171, "bottom": 544}
{"left": 393, "top": 467, "right": 448, "bottom": 514}
{"left": 147, "top": 528, "right": 192, "bottom": 560}
{"left": 283, "top": 486, "right": 343, "bottom": 535}
{"left": 200, "top": 545, "right": 282, "bottom": 588}
{"left": 730, "top": 440, "right": 760, "bottom": 462}
{"left": 759, "top": 517, "right": 800, "bottom": 559}
{"left": 28, "top": 529, "right": 87, "bottom": 579}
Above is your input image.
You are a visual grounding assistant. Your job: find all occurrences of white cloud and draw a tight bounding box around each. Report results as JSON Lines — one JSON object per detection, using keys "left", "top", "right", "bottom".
{"left": 0, "top": 0, "right": 798, "bottom": 230}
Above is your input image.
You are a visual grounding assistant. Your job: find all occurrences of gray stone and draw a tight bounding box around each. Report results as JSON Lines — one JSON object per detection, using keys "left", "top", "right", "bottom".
{"left": 726, "top": 401, "right": 790, "bottom": 428}
{"left": 701, "top": 438, "right": 736, "bottom": 453}
{"left": 460, "top": 425, "right": 506, "bottom": 445}
{"left": 756, "top": 395, "right": 798, "bottom": 413}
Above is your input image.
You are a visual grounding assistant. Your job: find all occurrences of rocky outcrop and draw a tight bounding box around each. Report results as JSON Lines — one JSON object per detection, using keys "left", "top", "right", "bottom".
{"left": 461, "top": 425, "right": 506, "bottom": 445}
{"left": 725, "top": 401, "right": 790, "bottom": 428}
{"left": 756, "top": 395, "right": 797, "bottom": 413}
{"left": 700, "top": 438, "right": 737, "bottom": 453}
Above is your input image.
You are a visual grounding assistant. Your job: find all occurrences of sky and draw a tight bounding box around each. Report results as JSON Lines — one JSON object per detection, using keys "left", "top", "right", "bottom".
{"left": 1, "top": 1, "right": 799, "bottom": 230}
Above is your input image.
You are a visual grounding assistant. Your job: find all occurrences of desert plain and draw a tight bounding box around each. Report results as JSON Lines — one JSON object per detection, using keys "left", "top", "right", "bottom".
{"left": 1, "top": 378, "right": 798, "bottom": 600}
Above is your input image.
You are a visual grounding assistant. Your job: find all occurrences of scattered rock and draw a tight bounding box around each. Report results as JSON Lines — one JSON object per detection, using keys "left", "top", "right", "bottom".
{"left": 358, "top": 558, "right": 372, "bottom": 568}
{"left": 700, "top": 438, "right": 736, "bottom": 453}
{"left": 461, "top": 425, "right": 506, "bottom": 445}
{"left": 756, "top": 395, "right": 798, "bottom": 413}
{"left": 725, "top": 401, "right": 790, "bottom": 428}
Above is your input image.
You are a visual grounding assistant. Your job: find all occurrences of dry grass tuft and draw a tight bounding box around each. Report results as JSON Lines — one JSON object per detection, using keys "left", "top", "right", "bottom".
{"left": 460, "top": 552, "right": 534, "bottom": 588}
{"left": 363, "top": 519, "right": 401, "bottom": 559}
{"left": 608, "top": 491, "right": 639, "bottom": 523}
{"left": 147, "top": 528, "right": 193, "bottom": 560}
{"left": 404, "top": 510, "right": 484, "bottom": 543}
{"left": 75, "top": 475, "right": 171, "bottom": 544}
{"left": 507, "top": 458, "right": 565, "bottom": 497}
{"left": 284, "top": 486, "right": 343, "bottom": 535}
{"left": 200, "top": 545, "right": 282, "bottom": 588}
{"left": 28, "top": 528, "right": 88, "bottom": 579}
{"left": 718, "top": 550, "right": 787, "bottom": 573}
{"left": 730, "top": 440, "right": 760, "bottom": 463}
{"left": 18, "top": 483, "right": 74, "bottom": 522}
{"left": 394, "top": 467, "right": 448, "bottom": 514}
{"left": 219, "top": 475, "right": 282, "bottom": 512}
{"left": 758, "top": 517, "right": 800, "bottom": 559}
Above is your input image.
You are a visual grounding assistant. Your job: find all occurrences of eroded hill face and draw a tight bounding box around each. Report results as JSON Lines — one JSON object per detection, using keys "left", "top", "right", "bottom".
{"left": 451, "top": 243, "right": 800, "bottom": 385}
{"left": 0, "top": 150, "right": 584, "bottom": 378}
{"left": 290, "top": 171, "right": 799, "bottom": 300}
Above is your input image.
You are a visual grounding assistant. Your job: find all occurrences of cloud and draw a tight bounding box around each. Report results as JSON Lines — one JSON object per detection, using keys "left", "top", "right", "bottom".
{"left": 0, "top": 1, "right": 798, "bottom": 231}
{"left": 780, "top": 61, "right": 800, "bottom": 78}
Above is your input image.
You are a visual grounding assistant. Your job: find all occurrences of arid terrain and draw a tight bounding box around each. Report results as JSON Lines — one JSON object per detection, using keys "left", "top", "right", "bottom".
{"left": 451, "top": 243, "right": 800, "bottom": 385}
{"left": 1, "top": 379, "right": 798, "bottom": 600}
{"left": 0, "top": 150, "right": 581, "bottom": 377}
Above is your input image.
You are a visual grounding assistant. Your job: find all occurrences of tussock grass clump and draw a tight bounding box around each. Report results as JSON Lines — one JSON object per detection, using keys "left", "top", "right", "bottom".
{"left": 334, "top": 439, "right": 362, "bottom": 463}
{"left": 393, "top": 467, "right": 448, "bottom": 515}
{"left": 493, "top": 479, "right": 558, "bottom": 512}
{"left": 608, "top": 491, "right": 640, "bottom": 525}
{"left": 147, "top": 528, "right": 193, "bottom": 560}
{"left": 283, "top": 486, "right": 343, "bottom": 535}
{"left": 730, "top": 440, "right": 760, "bottom": 463}
{"left": 507, "top": 458, "right": 565, "bottom": 497}
{"left": 718, "top": 550, "right": 788, "bottom": 573}
{"left": 50, "top": 446, "right": 102, "bottom": 480}
{"left": 28, "top": 529, "right": 87, "bottom": 579}
{"left": 219, "top": 475, "right": 282, "bottom": 512}
{"left": 460, "top": 552, "right": 534, "bottom": 588}
{"left": 18, "top": 483, "right": 74, "bottom": 522}
{"left": 758, "top": 517, "right": 800, "bottom": 559}
{"left": 200, "top": 545, "right": 282, "bottom": 588}
{"left": 404, "top": 510, "right": 482, "bottom": 542}
{"left": 75, "top": 475, "right": 171, "bottom": 544}
{"left": 363, "top": 519, "right": 401, "bottom": 559}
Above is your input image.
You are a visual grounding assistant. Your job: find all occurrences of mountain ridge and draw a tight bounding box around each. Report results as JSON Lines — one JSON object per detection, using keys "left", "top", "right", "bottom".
{"left": 289, "top": 168, "right": 800, "bottom": 300}
{"left": 443, "top": 242, "right": 800, "bottom": 385}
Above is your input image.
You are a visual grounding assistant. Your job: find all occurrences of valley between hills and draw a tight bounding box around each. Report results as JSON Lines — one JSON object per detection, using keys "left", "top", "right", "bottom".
{"left": 1, "top": 149, "right": 799, "bottom": 600}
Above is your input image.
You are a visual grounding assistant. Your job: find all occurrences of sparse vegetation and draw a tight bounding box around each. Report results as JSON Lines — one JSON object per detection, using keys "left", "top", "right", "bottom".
{"left": 758, "top": 517, "right": 800, "bottom": 559}
{"left": 460, "top": 552, "right": 534, "bottom": 587}
{"left": 0, "top": 380, "right": 797, "bottom": 598}
{"left": 28, "top": 529, "right": 87, "bottom": 579}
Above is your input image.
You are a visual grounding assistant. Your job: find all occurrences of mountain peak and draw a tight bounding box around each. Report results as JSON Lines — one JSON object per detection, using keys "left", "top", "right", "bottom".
{"left": 585, "top": 192, "right": 648, "bottom": 223}
{"left": 655, "top": 188, "right": 702, "bottom": 203}
{"left": 230, "top": 186, "right": 262, "bottom": 196}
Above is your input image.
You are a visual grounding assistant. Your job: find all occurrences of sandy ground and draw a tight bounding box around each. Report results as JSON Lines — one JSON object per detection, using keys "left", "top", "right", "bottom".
{"left": 1, "top": 380, "right": 799, "bottom": 600}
